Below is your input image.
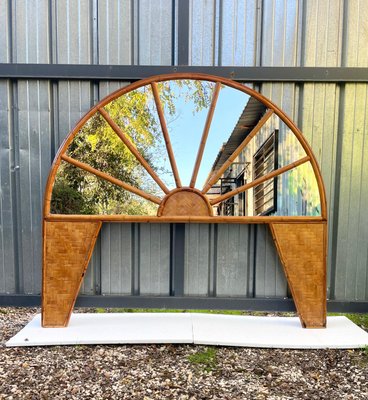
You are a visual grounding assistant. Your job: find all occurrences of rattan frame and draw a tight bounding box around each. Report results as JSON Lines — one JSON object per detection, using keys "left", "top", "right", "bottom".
{"left": 42, "top": 73, "right": 327, "bottom": 329}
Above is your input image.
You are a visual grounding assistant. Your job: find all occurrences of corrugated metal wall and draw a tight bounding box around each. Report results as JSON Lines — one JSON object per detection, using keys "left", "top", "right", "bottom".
{"left": 0, "top": 0, "right": 367, "bottom": 304}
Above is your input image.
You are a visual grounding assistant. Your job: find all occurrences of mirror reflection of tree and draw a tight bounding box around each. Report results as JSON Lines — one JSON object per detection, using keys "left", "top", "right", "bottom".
{"left": 51, "top": 80, "right": 214, "bottom": 215}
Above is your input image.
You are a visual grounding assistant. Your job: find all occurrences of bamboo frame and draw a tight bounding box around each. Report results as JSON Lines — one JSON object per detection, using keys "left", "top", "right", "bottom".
{"left": 43, "top": 73, "right": 327, "bottom": 219}
{"left": 42, "top": 73, "right": 328, "bottom": 329}
{"left": 45, "top": 214, "right": 324, "bottom": 224}
{"left": 151, "top": 82, "right": 182, "bottom": 188}
{"left": 190, "top": 82, "right": 221, "bottom": 188}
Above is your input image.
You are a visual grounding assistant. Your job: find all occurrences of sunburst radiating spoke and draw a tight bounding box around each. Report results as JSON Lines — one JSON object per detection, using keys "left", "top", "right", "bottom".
{"left": 61, "top": 155, "right": 162, "bottom": 205}
{"left": 190, "top": 82, "right": 221, "bottom": 188}
{"left": 151, "top": 82, "right": 182, "bottom": 188}
{"left": 210, "top": 156, "right": 311, "bottom": 205}
{"left": 202, "top": 109, "right": 274, "bottom": 194}
{"left": 98, "top": 107, "right": 170, "bottom": 194}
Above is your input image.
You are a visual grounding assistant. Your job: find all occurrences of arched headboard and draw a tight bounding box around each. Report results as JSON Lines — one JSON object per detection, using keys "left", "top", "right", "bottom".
{"left": 42, "top": 74, "right": 327, "bottom": 328}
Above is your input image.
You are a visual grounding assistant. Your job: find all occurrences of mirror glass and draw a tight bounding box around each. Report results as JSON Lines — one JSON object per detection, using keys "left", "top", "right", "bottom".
{"left": 50, "top": 79, "right": 320, "bottom": 217}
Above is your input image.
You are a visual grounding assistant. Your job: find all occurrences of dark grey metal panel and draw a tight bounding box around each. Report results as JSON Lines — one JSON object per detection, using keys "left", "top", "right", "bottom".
{"left": 254, "top": 225, "right": 287, "bottom": 297}
{"left": 302, "top": 0, "right": 343, "bottom": 67}
{"left": 100, "top": 224, "right": 132, "bottom": 295}
{"left": 139, "top": 223, "right": 170, "bottom": 295}
{"left": 2, "top": 65, "right": 368, "bottom": 82}
{"left": 56, "top": 81, "right": 93, "bottom": 145}
{"left": 12, "top": 0, "right": 50, "bottom": 63}
{"left": 98, "top": 0, "right": 132, "bottom": 65}
{"left": 3, "top": 294, "right": 368, "bottom": 314}
{"left": 216, "top": 224, "right": 250, "bottom": 297}
{"left": 81, "top": 234, "right": 101, "bottom": 295}
{"left": 189, "top": 0, "right": 216, "bottom": 66}
{"left": 0, "top": 80, "right": 16, "bottom": 293}
{"left": 218, "top": 0, "right": 259, "bottom": 66}
{"left": 17, "top": 80, "right": 51, "bottom": 294}
{"left": 334, "top": 83, "right": 368, "bottom": 301}
{"left": 98, "top": 81, "right": 129, "bottom": 99}
{"left": 177, "top": 0, "right": 189, "bottom": 65}
{"left": 184, "top": 223, "right": 210, "bottom": 296}
{"left": 0, "top": 0, "right": 10, "bottom": 63}
{"left": 54, "top": 0, "right": 92, "bottom": 64}
{"left": 137, "top": 0, "right": 173, "bottom": 65}
{"left": 261, "top": 0, "right": 300, "bottom": 67}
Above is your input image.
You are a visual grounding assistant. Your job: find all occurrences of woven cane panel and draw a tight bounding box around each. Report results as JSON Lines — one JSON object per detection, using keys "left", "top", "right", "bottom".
{"left": 269, "top": 223, "right": 326, "bottom": 328}
{"left": 42, "top": 221, "right": 101, "bottom": 327}
{"left": 159, "top": 190, "right": 212, "bottom": 217}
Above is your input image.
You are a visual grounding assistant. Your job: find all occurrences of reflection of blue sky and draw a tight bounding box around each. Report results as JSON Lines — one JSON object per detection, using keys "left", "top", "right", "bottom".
{"left": 163, "top": 84, "right": 249, "bottom": 189}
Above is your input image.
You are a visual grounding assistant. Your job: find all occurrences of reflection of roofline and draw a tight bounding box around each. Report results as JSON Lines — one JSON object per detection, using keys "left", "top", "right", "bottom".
{"left": 207, "top": 97, "right": 267, "bottom": 179}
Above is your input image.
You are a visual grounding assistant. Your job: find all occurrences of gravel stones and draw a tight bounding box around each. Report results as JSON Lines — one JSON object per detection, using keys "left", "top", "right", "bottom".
{"left": 1, "top": 308, "right": 367, "bottom": 399}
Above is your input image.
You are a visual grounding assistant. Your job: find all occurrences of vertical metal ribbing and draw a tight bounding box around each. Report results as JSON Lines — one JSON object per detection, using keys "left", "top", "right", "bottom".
{"left": 217, "top": 0, "right": 223, "bottom": 66}
{"left": 329, "top": 0, "right": 349, "bottom": 301}
{"left": 256, "top": 0, "right": 264, "bottom": 68}
{"left": 48, "top": 0, "right": 57, "bottom": 161}
{"left": 131, "top": 223, "right": 140, "bottom": 296}
{"left": 252, "top": 225, "right": 258, "bottom": 297}
{"left": 10, "top": 81, "right": 23, "bottom": 294}
{"left": 170, "top": 223, "right": 185, "bottom": 296}
{"left": 177, "top": 0, "right": 189, "bottom": 65}
{"left": 7, "top": 0, "right": 22, "bottom": 294}
{"left": 247, "top": 225, "right": 256, "bottom": 297}
{"left": 130, "top": 0, "right": 135, "bottom": 64}
{"left": 135, "top": 0, "right": 140, "bottom": 66}
{"left": 171, "top": 0, "right": 176, "bottom": 65}
{"left": 208, "top": 224, "right": 217, "bottom": 297}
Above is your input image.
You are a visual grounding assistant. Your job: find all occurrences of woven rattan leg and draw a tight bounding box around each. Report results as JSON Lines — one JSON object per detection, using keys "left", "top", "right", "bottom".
{"left": 269, "top": 222, "right": 327, "bottom": 328}
{"left": 42, "top": 221, "right": 102, "bottom": 327}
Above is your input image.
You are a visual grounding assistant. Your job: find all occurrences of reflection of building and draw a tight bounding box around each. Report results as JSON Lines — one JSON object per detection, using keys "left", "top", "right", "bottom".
{"left": 208, "top": 95, "right": 321, "bottom": 217}
{"left": 208, "top": 98, "right": 278, "bottom": 217}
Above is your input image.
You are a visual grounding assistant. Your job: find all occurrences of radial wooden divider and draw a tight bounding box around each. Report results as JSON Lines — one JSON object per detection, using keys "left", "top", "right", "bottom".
{"left": 42, "top": 73, "right": 328, "bottom": 330}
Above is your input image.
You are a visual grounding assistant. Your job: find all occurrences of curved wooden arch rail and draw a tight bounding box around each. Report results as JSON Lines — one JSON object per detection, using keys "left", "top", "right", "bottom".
{"left": 42, "top": 73, "right": 327, "bottom": 329}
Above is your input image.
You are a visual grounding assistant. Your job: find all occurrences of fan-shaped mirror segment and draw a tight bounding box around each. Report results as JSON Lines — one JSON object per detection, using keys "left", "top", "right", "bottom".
{"left": 49, "top": 77, "right": 322, "bottom": 219}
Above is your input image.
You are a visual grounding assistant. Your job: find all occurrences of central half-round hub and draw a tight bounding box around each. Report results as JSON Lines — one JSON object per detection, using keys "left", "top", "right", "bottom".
{"left": 157, "top": 187, "right": 213, "bottom": 217}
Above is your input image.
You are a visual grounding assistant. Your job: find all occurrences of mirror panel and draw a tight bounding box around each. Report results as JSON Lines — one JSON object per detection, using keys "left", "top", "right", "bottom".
{"left": 157, "top": 80, "right": 216, "bottom": 187}
{"left": 51, "top": 161, "right": 159, "bottom": 215}
{"left": 199, "top": 84, "right": 252, "bottom": 189}
{"left": 50, "top": 78, "right": 321, "bottom": 218}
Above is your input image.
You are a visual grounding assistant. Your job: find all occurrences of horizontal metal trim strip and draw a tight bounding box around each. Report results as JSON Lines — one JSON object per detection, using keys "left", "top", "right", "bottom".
{"left": 1, "top": 64, "right": 368, "bottom": 82}
{"left": 1, "top": 295, "right": 368, "bottom": 313}
{"left": 45, "top": 214, "right": 326, "bottom": 224}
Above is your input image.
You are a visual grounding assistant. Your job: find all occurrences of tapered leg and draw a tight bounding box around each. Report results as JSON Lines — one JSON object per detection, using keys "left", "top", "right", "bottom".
{"left": 269, "top": 222, "right": 327, "bottom": 328}
{"left": 42, "top": 221, "right": 102, "bottom": 327}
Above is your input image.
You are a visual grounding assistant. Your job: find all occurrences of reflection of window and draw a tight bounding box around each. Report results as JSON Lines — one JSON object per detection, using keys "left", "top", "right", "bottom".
{"left": 217, "top": 170, "right": 247, "bottom": 216}
{"left": 253, "top": 130, "right": 278, "bottom": 215}
{"left": 236, "top": 172, "right": 246, "bottom": 216}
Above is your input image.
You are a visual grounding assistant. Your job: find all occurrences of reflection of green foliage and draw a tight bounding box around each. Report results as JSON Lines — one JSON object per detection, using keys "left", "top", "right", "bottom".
{"left": 50, "top": 179, "right": 97, "bottom": 214}
{"left": 161, "top": 80, "right": 215, "bottom": 113}
{"left": 286, "top": 163, "right": 321, "bottom": 216}
{"left": 52, "top": 80, "right": 214, "bottom": 215}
